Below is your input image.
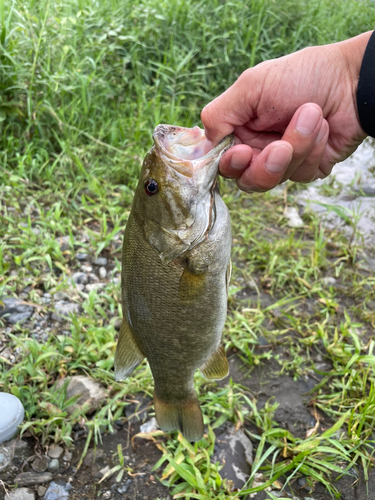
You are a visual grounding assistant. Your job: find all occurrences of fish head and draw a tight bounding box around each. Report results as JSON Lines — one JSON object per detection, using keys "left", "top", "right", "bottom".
{"left": 134, "top": 124, "right": 234, "bottom": 262}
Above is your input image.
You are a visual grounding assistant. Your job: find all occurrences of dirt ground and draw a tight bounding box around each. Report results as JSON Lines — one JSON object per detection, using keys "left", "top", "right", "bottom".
{"left": 1, "top": 349, "right": 374, "bottom": 500}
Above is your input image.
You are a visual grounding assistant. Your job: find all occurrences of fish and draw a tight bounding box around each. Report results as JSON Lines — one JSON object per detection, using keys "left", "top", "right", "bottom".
{"left": 115, "top": 124, "right": 234, "bottom": 442}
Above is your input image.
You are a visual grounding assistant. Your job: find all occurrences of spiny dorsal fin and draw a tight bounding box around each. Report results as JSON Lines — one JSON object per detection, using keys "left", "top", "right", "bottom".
{"left": 115, "top": 317, "right": 144, "bottom": 381}
{"left": 200, "top": 343, "right": 229, "bottom": 380}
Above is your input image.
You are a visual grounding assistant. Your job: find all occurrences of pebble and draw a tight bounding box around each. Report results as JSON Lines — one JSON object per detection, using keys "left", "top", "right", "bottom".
{"left": 32, "top": 456, "right": 50, "bottom": 473}
{"left": 44, "top": 481, "right": 72, "bottom": 500}
{"left": 70, "top": 272, "right": 88, "bottom": 285}
{"left": 102, "top": 491, "right": 112, "bottom": 499}
{"left": 321, "top": 277, "right": 337, "bottom": 286}
{"left": 7, "top": 488, "right": 35, "bottom": 500}
{"left": 81, "top": 265, "right": 93, "bottom": 273}
{"left": 55, "top": 376, "right": 106, "bottom": 415}
{"left": 58, "top": 236, "right": 70, "bottom": 252}
{"left": 284, "top": 206, "right": 304, "bottom": 228}
{"left": 48, "top": 459, "right": 60, "bottom": 471}
{"left": 140, "top": 417, "right": 159, "bottom": 434}
{"left": 99, "top": 267, "right": 107, "bottom": 279}
{"left": 99, "top": 465, "right": 110, "bottom": 477}
{"left": 37, "top": 486, "right": 47, "bottom": 497}
{"left": 48, "top": 445, "right": 64, "bottom": 459}
{"left": 0, "top": 444, "right": 13, "bottom": 471}
{"left": 0, "top": 297, "right": 35, "bottom": 325}
{"left": 116, "top": 479, "right": 131, "bottom": 494}
{"left": 94, "top": 257, "right": 107, "bottom": 266}
{"left": 54, "top": 292, "right": 69, "bottom": 301}
{"left": 63, "top": 451, "right": 72, "bottom": 462}
{"left": 85, "top": 283, "right": 105, "bottom": 292}
{"left": 13, "top": 471, "right": 53, "bottom": 486}
{"left": 76, "top": 253, "right": 88, "bottom": 261}
{"left": 51, "top": 301, "right": 80, "bottom": 322}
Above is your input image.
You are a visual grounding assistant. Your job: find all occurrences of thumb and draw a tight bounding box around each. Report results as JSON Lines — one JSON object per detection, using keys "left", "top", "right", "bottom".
{"left": 201, "top": 68, "right": 259, "bottom": 145}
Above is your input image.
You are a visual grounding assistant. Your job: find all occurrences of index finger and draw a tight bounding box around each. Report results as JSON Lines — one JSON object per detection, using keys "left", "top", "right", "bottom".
{"left": 201, "top": 70, "right": 257, "bottom": 145}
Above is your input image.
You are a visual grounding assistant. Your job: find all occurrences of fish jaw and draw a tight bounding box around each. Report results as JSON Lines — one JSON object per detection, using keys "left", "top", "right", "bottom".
{"left": 153, "top": 124, "right": 234, "bottom": 179}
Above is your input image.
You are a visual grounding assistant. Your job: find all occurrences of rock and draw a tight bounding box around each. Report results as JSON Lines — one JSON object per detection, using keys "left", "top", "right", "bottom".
{"left": 37, "top": 486, "right": 47, "bottom": 497}
{"left": 83, "top": 449, "right": 107, "bottom": 468}
{"left": 58, "top": 236, "right": 70, "bottom": 252}
{"left": 140, "top": 418, "right": 159, "bottom": 434}
{"left": 43, "top": 482, "right": 72, "bottom": 500}
{"left": 284, "top": 206, "right": 304, "bottom": 228}
{"left": 63, "top": 451, "right": 72, "bottom": 462}
{"left": 8, "top": 488, "right": 35, "bottom": 500}
{"left": 48, "top": 459, "right": 59, "bottom": 471}
{"left": 114, "top": 318, "right": 122, "bottom": 331}
{"left": 0, "top": 297, "right": 34, "bottom": 324}
{"left": 53, "top": 292, "right": 69, "bottom": 301}
{"left": 94, "top": 257, "right": 107, "bottom": 266}
{"left": 48, "top": 445, "right": 64, "bottom": 459}
{"left": 51, "top": 301, "right": 80, "bottom": 322}
{"left": 14, "top": 471, "right": 53, "bottom": 486}
{"left": 76, "top": 253, "right": 88, "bottom": 261}
{"left": 85, "top": 283, "right": 105, "bottom": 292}
{"left": 212, "top": 426, "right": 253, "bottom": 489}
{"left": 32, "top": 456, "right": 50, "bottom": 472}
{"left": 0, "top": 393, "right": 25, "bottom": 444}
{"left": 99, "top": 267, "right": 107, "bottom": 279}
{"left": 321, "top": 277, "right": 337, "bottom": 286}
{"left": 116, "top": 480, "right": 131, "bottom": 494}
{"left": 70, "top": 272, "right": 88, "bottom": 285}
{"left": 0, "top": 444, "right": 12, "bottom": 472}
{"left": 102, "top": 491, "right": 112, "bottom": 499}
{"left": 81, "top": 265, "right": 92, "bottom": 273}
{"left": 55, "top": 376, "right": 106, "bottom": 415}
{"left": 99, "top": 465, "right": 110, "bottom": 477}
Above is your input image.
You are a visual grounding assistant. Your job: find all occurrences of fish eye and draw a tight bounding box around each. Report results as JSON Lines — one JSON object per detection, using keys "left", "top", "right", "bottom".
{"left": 144, "top": 178, "right": 159, "bottom": 196}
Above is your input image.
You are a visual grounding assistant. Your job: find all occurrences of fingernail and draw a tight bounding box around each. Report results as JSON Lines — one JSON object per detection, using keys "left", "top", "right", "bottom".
{"left": 265, "top": 145, "right": 292, "bottom": 173}
{"left": 231, "top": 152, "right": 247, "bottom": 170}
{"left": 296, "top": 106, "right": 321, "bottom": 135}
{"left": 237, "top": 182, "right": 264, "bottom": 193}
{"left": 316, "top": 122, "right": 327, "bottom": 142}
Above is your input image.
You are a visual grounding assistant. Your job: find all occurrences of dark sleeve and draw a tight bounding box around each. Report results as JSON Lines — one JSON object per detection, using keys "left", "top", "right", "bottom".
{"left": 357, "top": 30, "right": 375, "bottom": 138}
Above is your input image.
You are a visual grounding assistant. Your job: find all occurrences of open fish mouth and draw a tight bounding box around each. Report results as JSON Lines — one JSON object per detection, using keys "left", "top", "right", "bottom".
{"left": 153, "top": 124, "right": 234, "bottom": 176}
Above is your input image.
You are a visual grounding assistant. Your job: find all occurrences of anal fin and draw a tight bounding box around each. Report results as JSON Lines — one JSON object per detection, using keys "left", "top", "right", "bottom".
{"left": 115, "top": 317, "right": 144, "bottom": 381}
{"left": 200, "top": 343, "right": 229, "bottom": 380}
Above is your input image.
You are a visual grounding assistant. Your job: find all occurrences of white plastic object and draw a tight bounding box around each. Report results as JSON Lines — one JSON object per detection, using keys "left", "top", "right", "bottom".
{"left": 0, "top": 393, "right": 25, "bottom": 444}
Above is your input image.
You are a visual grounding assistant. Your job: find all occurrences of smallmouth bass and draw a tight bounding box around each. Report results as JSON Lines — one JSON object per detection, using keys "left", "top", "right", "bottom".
{"left": 115, "top": 124, "right": 234, "bottom": 441}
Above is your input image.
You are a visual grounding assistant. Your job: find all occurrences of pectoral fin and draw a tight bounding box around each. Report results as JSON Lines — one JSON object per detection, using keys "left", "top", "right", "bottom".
{"left": 179, "top": 267, "right": 206, "bottom": 301}
{"left": 115, "top": 317, "right": 144, "bottom": 381}
{"left": 200, "top": 343, "right": 229, "bottom": 380}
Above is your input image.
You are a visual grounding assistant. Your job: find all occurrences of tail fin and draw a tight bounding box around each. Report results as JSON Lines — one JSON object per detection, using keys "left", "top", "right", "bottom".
{"left": 153, "top": 392, "right": 204, "bottom": 442}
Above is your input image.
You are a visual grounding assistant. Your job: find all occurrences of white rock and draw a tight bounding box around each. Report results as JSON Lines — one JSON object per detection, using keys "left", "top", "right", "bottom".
{"left": 8, "top": 488, "right": 35, "bottom": 500}
{"left": 99, "top": 267, "right": 107, "bottom": 279}
{"left": 140, "top": 417, "right": 159, "bottom": 434}
{"left": 85, "top": 283, "right": 105, "bottom": 292}
{"left": 284, "top": 206, "right": 304, "bottom": 228}
{"left": 322, "top": 277, "right": 337, "bottom": 286}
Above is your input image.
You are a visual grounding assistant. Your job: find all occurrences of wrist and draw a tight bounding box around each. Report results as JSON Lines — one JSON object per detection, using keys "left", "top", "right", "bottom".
{"left": 337, "top": 31, "right": 372, "bottom": 86}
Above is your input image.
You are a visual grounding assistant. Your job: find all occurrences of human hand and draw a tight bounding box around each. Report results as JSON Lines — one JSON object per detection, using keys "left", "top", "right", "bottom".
{"left": 201, "top": 32, "right": 372, "bottom": 192}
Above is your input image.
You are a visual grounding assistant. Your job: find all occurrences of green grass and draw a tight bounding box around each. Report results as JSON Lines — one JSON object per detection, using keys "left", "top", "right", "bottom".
{"left": 1, "top": 0, "right": 375, "bottom": 498}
